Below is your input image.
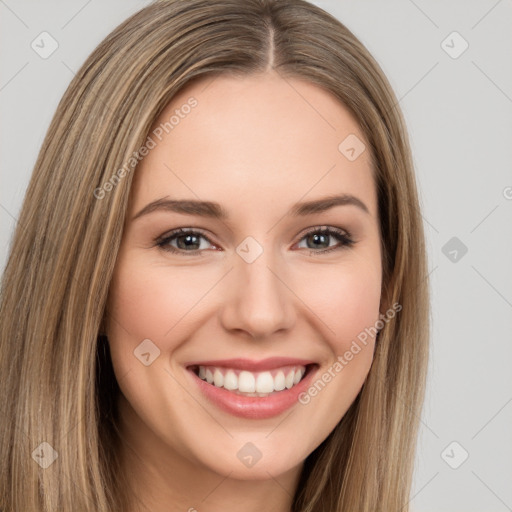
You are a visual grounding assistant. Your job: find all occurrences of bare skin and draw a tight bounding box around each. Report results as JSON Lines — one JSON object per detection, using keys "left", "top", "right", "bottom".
{"left": 106, "top": 70, "right": 382, "bottom": 512}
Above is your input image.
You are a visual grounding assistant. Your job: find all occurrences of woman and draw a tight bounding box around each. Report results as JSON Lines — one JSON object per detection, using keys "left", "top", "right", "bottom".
{"left": 0, "top": 0, "right": 429, "bottom": 510}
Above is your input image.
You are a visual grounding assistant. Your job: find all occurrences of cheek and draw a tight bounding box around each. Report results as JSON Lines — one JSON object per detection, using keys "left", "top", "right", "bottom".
{"left": 107, "top": 255, "right": 212, "bottom": 346}
{"left": 105, "top": 257, "right": 211, "bottom": 429}
{"left": 276, "top": 258, "right": 382, "bottom": 456}
{"left": 336, "top": 268, "right": 381, "bottom": 341}
{"left": 298, "top": 255, "right": 381, "bottom": 400}
{"left": 302, "top": 257, "right": 382, "bottom": 350}
{"left": 292, "top": 261, "right": 381, "bottom": 431}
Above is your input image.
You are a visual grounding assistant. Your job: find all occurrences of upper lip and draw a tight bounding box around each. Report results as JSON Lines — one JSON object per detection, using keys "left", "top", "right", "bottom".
{"left": 185, "top": 357, "right": 316, "bottom": 372}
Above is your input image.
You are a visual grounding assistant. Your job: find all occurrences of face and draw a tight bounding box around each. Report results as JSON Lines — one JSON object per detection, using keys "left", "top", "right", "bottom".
{"left": 106, "top": 71, "right": 382, "bottom": 486}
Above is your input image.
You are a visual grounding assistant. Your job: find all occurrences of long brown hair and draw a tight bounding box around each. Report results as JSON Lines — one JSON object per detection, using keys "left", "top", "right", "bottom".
{"left": 0, "top": 1, "right": 429, "bottom": 510}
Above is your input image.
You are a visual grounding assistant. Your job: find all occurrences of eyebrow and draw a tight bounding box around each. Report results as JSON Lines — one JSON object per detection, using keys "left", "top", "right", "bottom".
{"left": 132, "top": 193, "right": 369, "bottom": 221}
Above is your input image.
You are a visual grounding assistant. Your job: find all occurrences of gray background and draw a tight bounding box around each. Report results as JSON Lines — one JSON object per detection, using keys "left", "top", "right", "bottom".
{"left": 1, "top": 0, "right": 511, "bottom": 510}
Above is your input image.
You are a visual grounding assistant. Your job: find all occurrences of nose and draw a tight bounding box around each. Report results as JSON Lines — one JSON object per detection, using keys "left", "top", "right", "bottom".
{"left": 219, "top": 247, "right": 296, "bottom": 339}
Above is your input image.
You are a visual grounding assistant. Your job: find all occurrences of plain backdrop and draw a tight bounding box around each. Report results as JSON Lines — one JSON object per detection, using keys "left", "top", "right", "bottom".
{"left": 1, "top": 1, "right": 511, "bottom": 510}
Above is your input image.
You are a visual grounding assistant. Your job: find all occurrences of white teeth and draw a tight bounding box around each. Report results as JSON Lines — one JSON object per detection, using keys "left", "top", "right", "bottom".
{"left": 256, "top": 371, "right": 274, "bottom": 393}
{"left": 194, "top": 364, "right": 308, "bottom": 394}
{"left": 213, "top": 368, "right": 224, "bottom": 387}
{"left": 223, "top": 370, "right": 238, "bottom": 391}
{"left": 274, "top": 371, "right": 286, "bottom": 391}
{"left": 238, "top": 371, "right": 256, "bottom": 392}
{"left": 285, "top": 370, "right": 294, "bottom": 389}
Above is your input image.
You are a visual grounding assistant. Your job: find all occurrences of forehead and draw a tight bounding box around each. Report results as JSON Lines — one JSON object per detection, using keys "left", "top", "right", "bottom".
{"left": 129, "top": 71, "right": 376, "bottom": 219}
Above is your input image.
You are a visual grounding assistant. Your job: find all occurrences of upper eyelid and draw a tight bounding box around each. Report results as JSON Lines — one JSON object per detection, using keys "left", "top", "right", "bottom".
{"left": 295, "top": 225, "right": 349, "bottom": 238}
{"left": 158, "top": 227, "right": 215, "bottom": 243}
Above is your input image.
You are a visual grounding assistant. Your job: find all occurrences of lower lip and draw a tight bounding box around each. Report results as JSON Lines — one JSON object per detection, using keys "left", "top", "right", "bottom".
{"left": 186, "top": 365, "right": 319, "bottom": 419}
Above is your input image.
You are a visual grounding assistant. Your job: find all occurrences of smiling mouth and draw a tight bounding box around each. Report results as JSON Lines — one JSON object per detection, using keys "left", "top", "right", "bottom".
{"left": 188, "top": 363, "right": 316, "bottom": 397}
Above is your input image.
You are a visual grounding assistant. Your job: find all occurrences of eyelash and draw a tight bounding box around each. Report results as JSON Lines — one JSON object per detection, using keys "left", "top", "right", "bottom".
{"left": 155, "top": 226, "right": 355, "bottom": 256}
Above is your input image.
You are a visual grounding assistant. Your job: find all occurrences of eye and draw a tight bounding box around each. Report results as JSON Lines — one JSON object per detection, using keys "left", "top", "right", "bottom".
{"left": 295, "top": 226, "right": 355, "bottom": 255}
{"left": 155, "top": 225, "right": 355, "bottom": 256}
{"left": 156, "top": 228, "right": 218, "bottom": 255}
